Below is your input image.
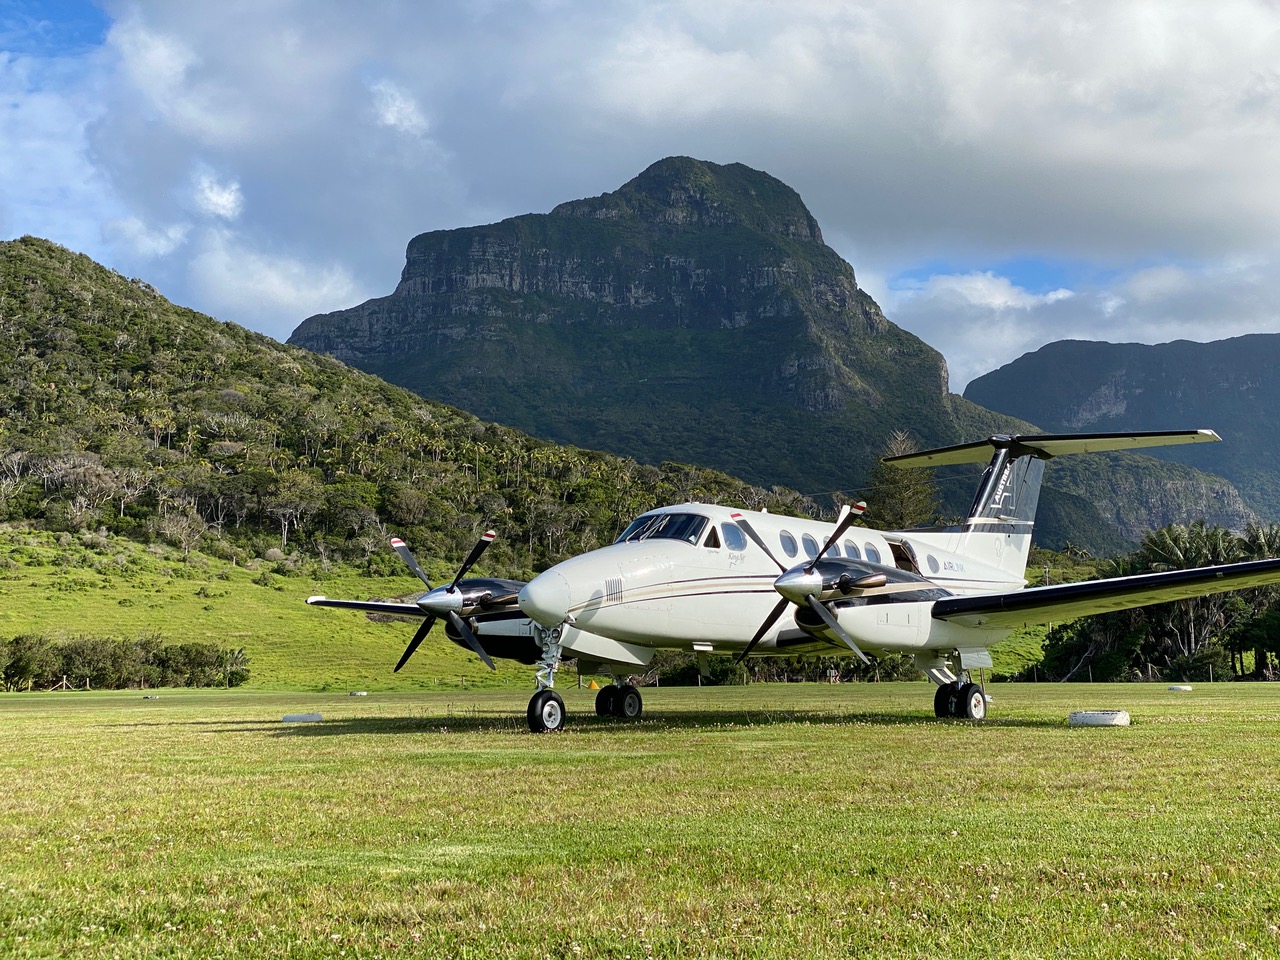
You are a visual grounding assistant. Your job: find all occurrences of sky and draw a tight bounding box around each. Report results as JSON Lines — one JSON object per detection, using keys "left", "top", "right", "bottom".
{"left": 3, "top": 1, "right": 1279, "bottom": 391}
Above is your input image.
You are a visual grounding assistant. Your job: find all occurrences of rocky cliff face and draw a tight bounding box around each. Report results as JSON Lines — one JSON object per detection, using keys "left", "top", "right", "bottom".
{"left": 289, "top": 158, "right": 1249, "bottom": 551}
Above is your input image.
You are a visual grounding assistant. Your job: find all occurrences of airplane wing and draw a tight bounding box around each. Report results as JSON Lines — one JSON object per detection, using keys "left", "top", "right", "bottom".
{"left": 306, "top": 596, "right": 426, "bottom": 617}
{"left": 932, "top": 557, "right": 1280, "bottom": 628}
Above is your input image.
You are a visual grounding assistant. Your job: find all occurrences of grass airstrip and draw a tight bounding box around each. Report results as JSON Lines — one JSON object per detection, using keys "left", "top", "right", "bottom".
{"left": 3, "top": 682, "right": 1279, "bottom": 958}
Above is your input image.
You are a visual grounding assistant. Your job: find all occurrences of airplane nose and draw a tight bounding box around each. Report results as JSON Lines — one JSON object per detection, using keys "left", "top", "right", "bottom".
{"left": 519, "top": 570, "right": 573, "bottom": 626}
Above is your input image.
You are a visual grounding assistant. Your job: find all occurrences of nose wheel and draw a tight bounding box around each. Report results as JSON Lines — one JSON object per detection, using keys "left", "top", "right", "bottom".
{"left": 528, "top": 689, "right": 566, "bottom": 733}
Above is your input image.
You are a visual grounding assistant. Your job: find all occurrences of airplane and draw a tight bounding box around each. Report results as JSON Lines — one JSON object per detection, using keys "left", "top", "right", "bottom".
{"left": 308, "top": 429, "right": 1280, "bottom": 733}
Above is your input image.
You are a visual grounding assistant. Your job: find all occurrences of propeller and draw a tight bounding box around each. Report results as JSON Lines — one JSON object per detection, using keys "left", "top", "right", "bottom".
{"left": 732, "top": 504, "right": 874, "bottom": 664}
{"left": 390, "top": 532, "right": 498, "bottom": 672}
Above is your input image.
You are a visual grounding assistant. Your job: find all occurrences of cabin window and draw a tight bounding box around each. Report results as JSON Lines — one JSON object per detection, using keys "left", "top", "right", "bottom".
{"left": 801, "top": 534, "right": 820, "bottom": 558}
{"left": 927, "top": 555, "right": 940, "bottom": 574}
{"left": 780, "top": 531, "right": 799, "bottom": 558}
{"left": 864, "top": 543, "right": 882, "bottom": 564}
{"left": 843, "top": 540, "right": 861, "bottom": 560}
{"left": 617, "top": 512, "right": 709, "bottom": 545}
{"left": 704, "top": 526, "right": 722, "bottom": 549}
{"left": 722, "top": 522, "right": 748, "bottom": 551}
{"left": 827, "top": 542, "right": 841, "bottom": 558}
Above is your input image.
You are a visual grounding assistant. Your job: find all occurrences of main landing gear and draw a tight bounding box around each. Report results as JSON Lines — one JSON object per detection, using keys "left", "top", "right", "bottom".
{"left": 595, "top": 683, "right": 643, "bottom": 719}
{"left": 933, "top": 679, "right": 987, "bottom": 720}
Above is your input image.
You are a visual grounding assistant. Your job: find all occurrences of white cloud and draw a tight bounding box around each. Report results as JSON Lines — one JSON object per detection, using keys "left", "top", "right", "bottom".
{"left": 370, "top": 79, "right": 429, "bottom": 137}
{"left": 193, "top": 168, "right": 243, "bottom": 220}
{"left": 5, "top": 0, "right": 1280, "bottom": 385}
{"left": 187, "top": 229, "right": 367, "bottom": 341}
{"left": 103, "top": 216, "right": 189, "bottom": 257}
{"left": 886, "top": 259, "right": 1280, "bottom": 392}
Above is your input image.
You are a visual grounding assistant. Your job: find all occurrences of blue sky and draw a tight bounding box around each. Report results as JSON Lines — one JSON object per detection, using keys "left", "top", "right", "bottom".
{"left": 4, "top": 0, "right": 1280, "bottom": 390}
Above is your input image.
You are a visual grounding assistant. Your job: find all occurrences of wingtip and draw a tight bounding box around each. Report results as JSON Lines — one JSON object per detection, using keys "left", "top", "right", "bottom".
{"left": 306, "top": 595, "right": 327, "bottom": 604}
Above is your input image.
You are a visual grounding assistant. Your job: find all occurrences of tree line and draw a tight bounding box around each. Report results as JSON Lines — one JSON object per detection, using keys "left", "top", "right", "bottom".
{"left": 1, "top": 632, "right": 250, "bottom": 691}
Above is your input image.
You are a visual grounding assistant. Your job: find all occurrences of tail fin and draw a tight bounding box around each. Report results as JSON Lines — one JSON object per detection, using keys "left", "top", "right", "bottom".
{"left": 885, "top": 430, "right": 1221, "bottom": 579}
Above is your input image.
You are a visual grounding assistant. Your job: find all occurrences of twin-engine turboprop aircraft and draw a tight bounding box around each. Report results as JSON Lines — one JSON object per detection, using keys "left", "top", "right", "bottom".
{"left": 308, "top": 430, "right": 1280, "bottom": 732}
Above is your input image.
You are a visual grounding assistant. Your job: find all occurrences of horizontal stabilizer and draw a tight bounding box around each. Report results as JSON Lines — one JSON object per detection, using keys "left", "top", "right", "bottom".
{"left": 885, "top": 430, "right": 1221, "bottom": 468}
{"left": 306, "top": 596, "right": 425, "bottom": 617}
{"left": 933, "top": 557, "right": 1280, "bottom": 629}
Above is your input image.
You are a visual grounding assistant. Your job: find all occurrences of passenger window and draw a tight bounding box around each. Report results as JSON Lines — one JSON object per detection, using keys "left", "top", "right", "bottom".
{"left": 704, "top": 527, "right": 721, "bottom": 549}
{"left": 828, "top": 542, "right": 841, "bottom": 558}
{"left": 844, "top": 540, "right": 861, "bottom": 560}
{"left": 801, "top": 534, "right": 820, "bottom": 558}
{"left": 780, "top": 531, "right": 799, "bottom": 558}
{"left": 722, "top": 522, "right": 748, "bottom": 551}
{"left": 865, "top": 543, "right": 882, "bottom": 564}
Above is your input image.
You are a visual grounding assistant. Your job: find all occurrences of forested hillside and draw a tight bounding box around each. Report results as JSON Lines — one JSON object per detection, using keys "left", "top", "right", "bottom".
{"left": 0, "top": 236, "right": 820, "bottom": 580}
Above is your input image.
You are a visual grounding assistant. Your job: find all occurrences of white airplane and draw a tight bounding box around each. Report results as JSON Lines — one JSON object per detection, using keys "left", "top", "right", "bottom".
{"left": 309, "top": 430, "right": 1280, "bottom": 733}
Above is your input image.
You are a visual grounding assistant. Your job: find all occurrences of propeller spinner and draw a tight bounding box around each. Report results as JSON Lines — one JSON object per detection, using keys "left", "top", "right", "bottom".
{"left": 391, "top": 532, "right": 498, "bottom": 672}
{"left": 732, "top": 505, "right": 876, "bottom": 665}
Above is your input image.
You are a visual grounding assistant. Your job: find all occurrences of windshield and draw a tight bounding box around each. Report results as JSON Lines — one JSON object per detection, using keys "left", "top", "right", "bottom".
{"left": 615, "top": 512, "right": 710, "bottom": 545}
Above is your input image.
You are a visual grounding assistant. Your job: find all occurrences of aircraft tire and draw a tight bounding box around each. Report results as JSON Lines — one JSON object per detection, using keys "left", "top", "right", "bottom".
{"left": 960, "top": 682, "right": 987, "bottom": 720}
{"left": 936, "top": 681, "right": 967, "bottom": 718}
{"left": 528, "top": 690, "right": 566, "bottom": 733}
{"left": 616, "top": 684, "right": 643, "bottom": 719}
{"left": 595, "top": 685, "right": 619, "bottom": 717}
{"left": 933, "top": 683, "right": 953, "bottom": 718}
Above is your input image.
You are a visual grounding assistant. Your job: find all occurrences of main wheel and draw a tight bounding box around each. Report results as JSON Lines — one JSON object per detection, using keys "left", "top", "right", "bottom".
{"left": 933, "top": 682, "right": 953, "bottom": 718}
{"left": 615, "top": 684, "right": 643, "bottom": 719}
{"left": 595, "top": 685, "right": 618, "bottom": 717}
{"left": 960, "top": 682, "right": 987, "bottom": 720}
{"left": 528, "top": 689, "right": 566, "bottom": 733}
{"left": 931, "top": 680, "right": 962, "bottom": 716}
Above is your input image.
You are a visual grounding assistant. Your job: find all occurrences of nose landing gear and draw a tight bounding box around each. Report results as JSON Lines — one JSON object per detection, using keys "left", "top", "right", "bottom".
{"left": 527, "top": 624, "right": 566, "bottom": 733}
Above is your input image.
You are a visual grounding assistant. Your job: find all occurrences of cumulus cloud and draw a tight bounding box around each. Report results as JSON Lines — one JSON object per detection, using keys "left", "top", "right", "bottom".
{"left": 3, "top": 0, "right": 1279, "bottom": 376}
{"left": 103, "top": 216, "right": 189, "bottom": 258}
{"left": 370, "top": 79, "right": 429, "bottom": 137}
{"left": 886, "top": 259, "right": 1280, "bottom": 392}
{"left": 187, "top": 229, "right": 368, "bottom": 340}
{"left": 192, "top": 168, "right": 243, "bottom": 220}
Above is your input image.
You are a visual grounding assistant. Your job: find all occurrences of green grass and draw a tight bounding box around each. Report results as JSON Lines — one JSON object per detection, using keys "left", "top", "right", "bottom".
{"left": 0, "top": 528, "right": 527, "bottom": 690}
{"left": 2, "top": 682, "right": 1278, "bottom": 958}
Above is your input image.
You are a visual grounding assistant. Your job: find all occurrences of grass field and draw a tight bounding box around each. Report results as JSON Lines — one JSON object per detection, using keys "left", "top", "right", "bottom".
{"left": 2, "top": 682, "right": 1278, "bottom": 958}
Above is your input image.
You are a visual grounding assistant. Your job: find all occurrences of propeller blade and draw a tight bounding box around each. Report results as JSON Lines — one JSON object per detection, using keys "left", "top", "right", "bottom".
{"left": 450, "top": 530, "right": 497, "bottom": 591}
{"left": 448, "top": 610, "right": 496, "bottom": 671}
{"left": 807, "top": 501, "right": 867, "bottom": 574}
{"left": 805, "top": 596, "right": 871, "bottom": 664}
{"left": 735, "top": 596, "right": 792, "bottom": 664}
{"left": 394, "top": 615, "right": 437, "bottom": 672}
{"left": 391, "top": 537, "right": 432, "bottom": 588}
{"left": 730, "top": 512, "right": 786, "bottom": 572}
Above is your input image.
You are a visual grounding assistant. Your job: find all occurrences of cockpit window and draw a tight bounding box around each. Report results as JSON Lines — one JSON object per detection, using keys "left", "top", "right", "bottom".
{"left": 704, "top": 526, "right": 722, "bottom": 549}
{"left": 616, "top": 512, "right": 709, "bottom": 545}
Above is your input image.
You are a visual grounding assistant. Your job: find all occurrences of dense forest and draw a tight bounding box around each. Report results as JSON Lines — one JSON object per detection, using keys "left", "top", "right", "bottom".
{"left": 0, "top": 237, "right": 824, "bottom": 583}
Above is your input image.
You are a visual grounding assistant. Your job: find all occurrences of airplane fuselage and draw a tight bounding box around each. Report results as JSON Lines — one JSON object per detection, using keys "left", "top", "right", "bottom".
{"left": 517, "top": 502, "right": 1029, "bottom": 661}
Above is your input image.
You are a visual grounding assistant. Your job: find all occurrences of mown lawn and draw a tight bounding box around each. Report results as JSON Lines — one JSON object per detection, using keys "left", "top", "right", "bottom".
{"left": 2, "top": 682, "right": 1277, "bottom": 958}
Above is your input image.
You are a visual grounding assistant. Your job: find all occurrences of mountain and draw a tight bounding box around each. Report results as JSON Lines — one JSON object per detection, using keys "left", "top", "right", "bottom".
{"left": 288, "top": 157, "right": 1252, "bottom": 551}
{"left": 289, "top": 157, "right": 1021, "bottom": 499}
{"left": 964, "top": 336, "right": 1280, "bottom": 522}
{"left": 0, "top": 235, "right": 813, "bottom": 578}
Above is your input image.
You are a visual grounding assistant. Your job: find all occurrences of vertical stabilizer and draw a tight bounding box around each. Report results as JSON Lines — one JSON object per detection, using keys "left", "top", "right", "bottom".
{"left": 883, "top": 430, "right": 1221, "bottom": 581}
